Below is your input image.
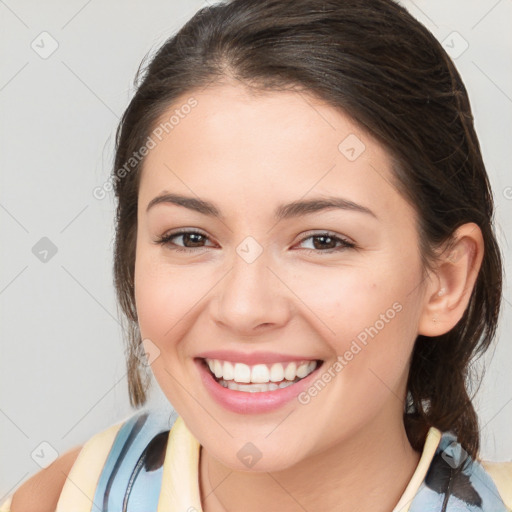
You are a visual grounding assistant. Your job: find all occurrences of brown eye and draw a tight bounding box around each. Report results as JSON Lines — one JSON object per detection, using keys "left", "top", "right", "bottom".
{"left": 296, "top": 232, "right": 355, "bottom": 254}
{"left": 154, "top": 230, "right": 214, "bottom": 252}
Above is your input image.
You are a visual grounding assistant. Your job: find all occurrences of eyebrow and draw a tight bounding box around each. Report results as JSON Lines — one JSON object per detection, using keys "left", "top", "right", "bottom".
{"left": 146, "top": 192, "right": 377, "bottom": 220}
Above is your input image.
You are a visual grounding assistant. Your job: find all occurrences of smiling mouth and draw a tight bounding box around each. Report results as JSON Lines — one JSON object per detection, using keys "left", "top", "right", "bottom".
{"left": 199, "top": 357, "right": 324, "bottom": 393}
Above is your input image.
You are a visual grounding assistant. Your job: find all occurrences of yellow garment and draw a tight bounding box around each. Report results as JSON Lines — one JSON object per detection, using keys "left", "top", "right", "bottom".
{"left": 55, "top": 421, "right": 124, "bottom": 511}
{"left": 1, "top": 418, "right": 511, "bottom": 511}
{"left": 0, "top": 421, "right": 123, "bottom": 512}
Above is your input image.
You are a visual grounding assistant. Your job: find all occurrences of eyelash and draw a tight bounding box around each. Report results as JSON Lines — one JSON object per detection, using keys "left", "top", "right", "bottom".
{"left": 153, "top": 229, "right": 356, "bottom": 255}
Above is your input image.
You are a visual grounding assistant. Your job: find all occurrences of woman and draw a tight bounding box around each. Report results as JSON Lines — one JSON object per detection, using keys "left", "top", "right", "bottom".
{"left": 4, "top": 0, "right": 511, "bottom": 510}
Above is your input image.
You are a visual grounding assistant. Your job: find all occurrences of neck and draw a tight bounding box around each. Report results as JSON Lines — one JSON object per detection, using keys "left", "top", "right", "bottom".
{"left": 199, "top": 410, "right": 422, "bottom": 512}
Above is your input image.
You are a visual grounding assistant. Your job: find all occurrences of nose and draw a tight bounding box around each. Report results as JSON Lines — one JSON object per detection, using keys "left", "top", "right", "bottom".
{"left": 210, "top": 245, "right": 292, "bottom": 336}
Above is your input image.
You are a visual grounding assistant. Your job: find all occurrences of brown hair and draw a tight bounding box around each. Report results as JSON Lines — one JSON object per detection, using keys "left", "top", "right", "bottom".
{"left": 111, "top": 0, "right": 503, "bottom": 460}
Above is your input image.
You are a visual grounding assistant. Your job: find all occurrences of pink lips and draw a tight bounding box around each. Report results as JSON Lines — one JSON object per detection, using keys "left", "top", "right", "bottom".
{"left": 195, "top": 357, "right": 323, "bottom": 414}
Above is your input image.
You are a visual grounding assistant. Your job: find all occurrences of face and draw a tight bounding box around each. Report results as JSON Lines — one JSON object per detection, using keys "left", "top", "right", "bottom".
{"left": 134, "top": 82, "right": 428, "bottom": 472}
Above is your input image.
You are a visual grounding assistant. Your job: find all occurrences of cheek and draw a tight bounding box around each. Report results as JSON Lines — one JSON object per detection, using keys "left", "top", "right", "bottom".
{"left": 133, "top": 256, "right": 198, "bottom": 402}
{"left": 134, "top": 248, "right": 186, "bottom": 341}
{"left": 287, "top": 261, "right": 411, "bottom": 345}
{"left": 133, "top": 248, "right": 219, "bottom": 349}
{"left": 291, "top": 257, "right": 421, "bottom": 390}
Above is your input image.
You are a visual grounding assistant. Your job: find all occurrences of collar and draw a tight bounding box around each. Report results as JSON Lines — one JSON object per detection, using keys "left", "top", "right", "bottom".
{"left": 157, "top": 416, "right": 442, "bottom": 512}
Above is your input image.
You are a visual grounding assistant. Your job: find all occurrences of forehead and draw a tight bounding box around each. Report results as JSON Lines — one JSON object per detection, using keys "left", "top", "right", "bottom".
{"left": 137, "top": 83, "right": 410, "bottom": 223}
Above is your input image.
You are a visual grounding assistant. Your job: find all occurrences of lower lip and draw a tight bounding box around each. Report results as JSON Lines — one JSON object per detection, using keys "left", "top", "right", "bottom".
{"left": 195, "top": 358, "right": 324, "bottom": 414}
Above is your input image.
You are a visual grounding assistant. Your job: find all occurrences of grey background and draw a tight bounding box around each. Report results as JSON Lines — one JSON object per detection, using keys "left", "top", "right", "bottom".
{"left": 0, "top": 0, "right": 511, "bottom": 499}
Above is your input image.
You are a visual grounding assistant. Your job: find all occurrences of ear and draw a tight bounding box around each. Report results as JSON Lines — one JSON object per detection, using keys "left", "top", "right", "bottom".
{"left": 418, "top": 223, "right": 484, "bottom": 336}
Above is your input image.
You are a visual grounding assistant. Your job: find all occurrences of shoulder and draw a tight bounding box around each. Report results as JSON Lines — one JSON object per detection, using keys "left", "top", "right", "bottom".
{"left": 9, "top": 445, "right": 83, "bottom": 512}
{"left": 481, "top": 459, "right": 512, "bottom": 479}
{"left": 6, "top": 414, "right": 129, "bottom": 512}
{"left": 4, "top": 408, "right": 176, "bottom": 512}
{"left": 480, "top": 460, "right": 512, "bottom": 509}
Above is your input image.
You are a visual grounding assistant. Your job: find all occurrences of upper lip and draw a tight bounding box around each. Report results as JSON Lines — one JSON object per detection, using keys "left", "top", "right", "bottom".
{"left": 195, "top": 350, "right": 322, "bottom": 366}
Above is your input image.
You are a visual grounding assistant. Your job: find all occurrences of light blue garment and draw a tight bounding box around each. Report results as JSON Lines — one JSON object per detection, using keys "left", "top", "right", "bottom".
{"left": 409, "top": 431, "right": 508, "bottom": 511}
{"left": 92, "top": 408, "right": 174, "bottom": 512}
{"left": 92, "top": 408, "right": 508, "bottom": 511}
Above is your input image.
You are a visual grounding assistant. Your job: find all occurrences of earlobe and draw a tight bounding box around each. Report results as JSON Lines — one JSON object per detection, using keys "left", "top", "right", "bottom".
{"left": 418, "top": 223, "right": 484, "bottom": 337}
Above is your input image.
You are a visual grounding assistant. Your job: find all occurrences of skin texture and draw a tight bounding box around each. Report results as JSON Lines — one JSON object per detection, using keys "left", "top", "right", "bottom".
{"left": 134, "top": 82, "right": 484, "bottom": 512}
{"left": 10, "top": 445, "right": 82, "bottom": 512}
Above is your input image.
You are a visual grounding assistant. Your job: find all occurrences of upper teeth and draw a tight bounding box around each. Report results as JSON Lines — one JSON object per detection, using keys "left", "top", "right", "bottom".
{"left": 205, "top": 359, "right": 318, "bottom": 384}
